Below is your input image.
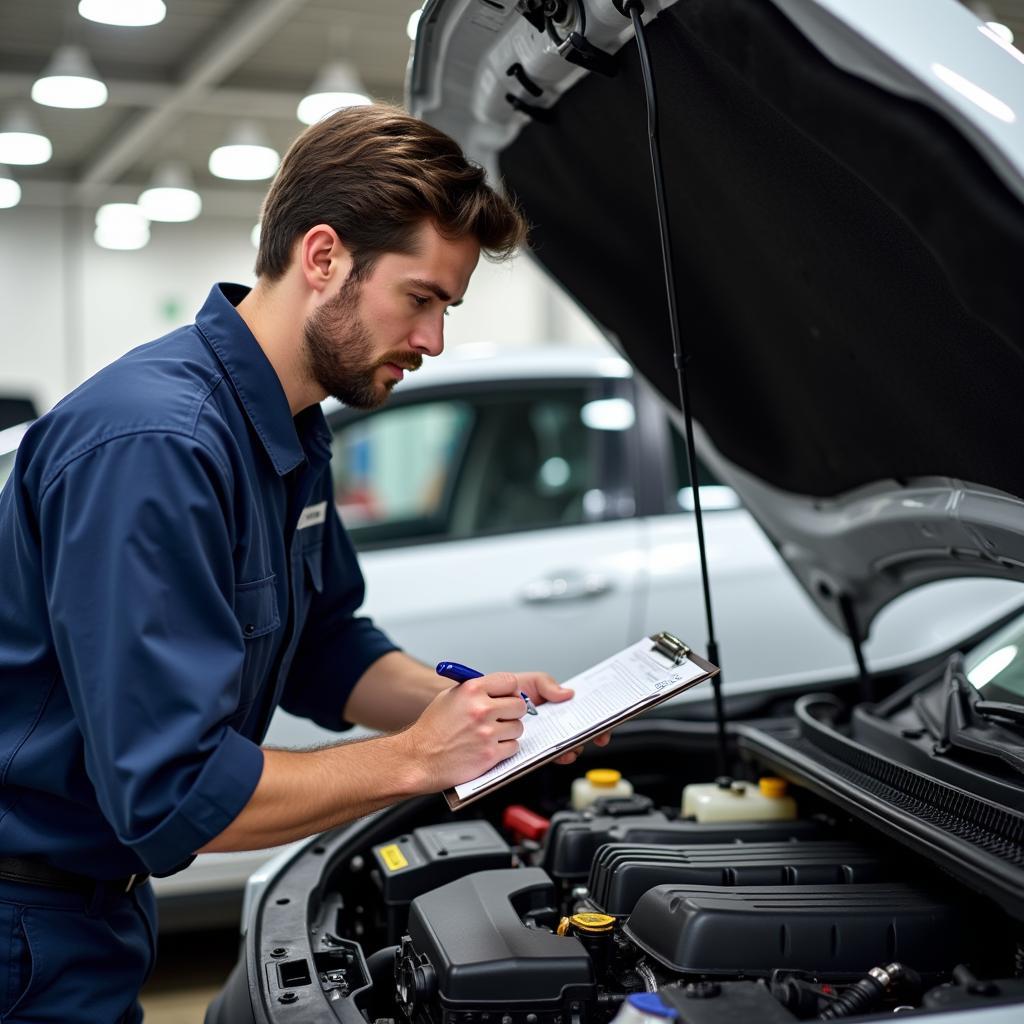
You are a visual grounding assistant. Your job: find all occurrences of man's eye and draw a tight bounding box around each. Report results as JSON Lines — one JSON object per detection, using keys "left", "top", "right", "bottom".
{"left": 411, "top": 294, "right": 430, "bottom": 307}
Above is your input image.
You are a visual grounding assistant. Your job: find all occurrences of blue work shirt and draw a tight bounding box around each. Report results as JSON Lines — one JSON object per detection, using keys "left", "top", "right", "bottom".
{"left": 0, "top": 283, "right": 398, "bottom": 878}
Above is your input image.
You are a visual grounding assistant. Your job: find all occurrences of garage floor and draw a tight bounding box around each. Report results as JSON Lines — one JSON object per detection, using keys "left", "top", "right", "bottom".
{"left": 141, "top": 929, "right": 238, "bottom": 1023}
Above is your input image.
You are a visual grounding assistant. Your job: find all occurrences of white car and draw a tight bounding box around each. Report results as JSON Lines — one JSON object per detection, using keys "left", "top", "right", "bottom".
{"left": 148, "top": 343, "right": 1020, "bottom": 928}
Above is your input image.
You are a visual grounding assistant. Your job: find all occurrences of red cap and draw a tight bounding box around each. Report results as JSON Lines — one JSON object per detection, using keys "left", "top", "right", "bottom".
{"left": 502, "top": 804, "right": 550, "bottom": 842}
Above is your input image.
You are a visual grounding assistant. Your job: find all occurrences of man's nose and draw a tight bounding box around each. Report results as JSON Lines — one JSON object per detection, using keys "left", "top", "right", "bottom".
{"left": 409, "top": 315, "right": 445, "bottom": 358}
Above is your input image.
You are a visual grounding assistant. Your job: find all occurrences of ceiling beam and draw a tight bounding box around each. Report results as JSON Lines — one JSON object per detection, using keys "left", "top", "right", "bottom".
{"left": 75, "top": 0, "right": 311, "bottom": 199}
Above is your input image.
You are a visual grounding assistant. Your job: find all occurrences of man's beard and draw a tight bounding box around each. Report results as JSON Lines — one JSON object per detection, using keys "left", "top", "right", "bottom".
{"left": 303, "top": 275, "right": 422, "bottom": 410}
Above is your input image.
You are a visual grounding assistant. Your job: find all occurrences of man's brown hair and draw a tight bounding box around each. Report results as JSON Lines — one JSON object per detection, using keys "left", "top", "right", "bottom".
{"left": 256, "top": 104, "right": 527, "bottom": 280}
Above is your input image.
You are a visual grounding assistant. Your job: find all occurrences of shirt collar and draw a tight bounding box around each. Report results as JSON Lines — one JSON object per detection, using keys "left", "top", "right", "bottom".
{"left": 196, "top": 283, "right": 331, "bottom": 476}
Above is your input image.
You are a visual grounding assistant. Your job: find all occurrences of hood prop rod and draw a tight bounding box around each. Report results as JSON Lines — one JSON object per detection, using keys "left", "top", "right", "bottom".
{"left": 837, "top": 593, "right": 875, "bottom": 705}
{"left": 615, "top": 0, "right": 727, "bottom": 774}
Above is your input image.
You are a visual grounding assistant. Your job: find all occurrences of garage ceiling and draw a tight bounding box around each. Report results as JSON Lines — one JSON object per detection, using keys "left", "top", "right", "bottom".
{"left": 0, "top": 0, "right": 418, "bottom": 213}
{"left": 0, "top": 0, "right": 1021, "bottom": 215}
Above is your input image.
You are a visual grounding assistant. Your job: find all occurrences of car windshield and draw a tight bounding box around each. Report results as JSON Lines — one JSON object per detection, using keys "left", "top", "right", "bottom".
{"left": 965, "top": 610, "right": 1024, "bottom": 705}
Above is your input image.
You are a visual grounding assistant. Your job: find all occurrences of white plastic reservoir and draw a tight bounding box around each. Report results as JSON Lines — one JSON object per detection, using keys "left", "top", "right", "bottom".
{"left": 571, "top": 769, "right": 634, "bottom": 810}
{"left": 682, "top": 776, "right": 797, "bottom": 823}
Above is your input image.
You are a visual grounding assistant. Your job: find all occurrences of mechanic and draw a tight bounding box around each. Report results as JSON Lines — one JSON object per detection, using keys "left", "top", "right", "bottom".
{"left": 0, "top": 104, "right": 609, "bottom": 1022}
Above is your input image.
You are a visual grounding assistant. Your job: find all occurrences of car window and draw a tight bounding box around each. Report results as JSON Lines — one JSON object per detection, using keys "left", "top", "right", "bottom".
{"left": 330, "top": 400, "right": 473, "bottom": 547}
{"left": 668, "top": 428, "right": 741, "bottom": 512}
{"left": 329, "top": 385, "right": 617, "bottom": 550}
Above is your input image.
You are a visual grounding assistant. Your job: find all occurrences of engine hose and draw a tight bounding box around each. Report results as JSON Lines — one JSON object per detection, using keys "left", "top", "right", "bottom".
{"left": 635, "top": 962, "right": 658, "bottom": 992}
{"left": 817, "top": 963, "right": 908, "bottom": 1020}
{"left": 365, "top": 944, "right": 399, "bottom": 990}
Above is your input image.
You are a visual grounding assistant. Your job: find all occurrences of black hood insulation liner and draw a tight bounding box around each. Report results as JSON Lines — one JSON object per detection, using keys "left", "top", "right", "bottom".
{"left": 500, "top": 0, "right": 1024, "bottom": 500}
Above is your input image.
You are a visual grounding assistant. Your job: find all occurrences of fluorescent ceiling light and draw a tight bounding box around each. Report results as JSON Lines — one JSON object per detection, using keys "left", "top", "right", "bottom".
{"left": 0, "top": 109, "right": 52, "bottom": 165}
{"left": 32, "top": 45, "right": 108, "bottom": 109}
{"left": 138, "top": 162, "right": 201, "bottom": 222}
{"left": 297, "top": 60, "right": 371, "bottom": 125}
{"left": 78, "top": 0, "right": 166, "bottom": 27}
{"left": 209, "top": 123, "right": 279, "bottom": 180}
{"left": 407, "top": 9, "right": 423, "bottom": 41}
{"left": 0, "top": 166, "right": 21, "bottom": 209}
{"left": 985, "top": 21, "right": 1014, "bottom": 44}
{"left": 94, "top": 202, "right": 150, "bottom": 250}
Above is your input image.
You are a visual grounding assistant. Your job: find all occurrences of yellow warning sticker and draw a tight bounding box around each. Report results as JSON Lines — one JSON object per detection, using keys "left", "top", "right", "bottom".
{"left": 378, "top": 844, "right": 408, "bottom": 871}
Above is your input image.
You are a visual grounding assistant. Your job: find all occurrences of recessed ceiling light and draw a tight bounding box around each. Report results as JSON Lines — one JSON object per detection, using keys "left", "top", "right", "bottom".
{"left": 0, "top": 166, "right": 21, "bottom": 210}
{"left": 78, "top": 0, "right": 166, "bottom": 27}
{"left": 407, "top": 9, "right": 423, "bottom": 41}
{"left": 0, "top": 109, "right": 52, "bottom": 166}
{"left": 32, "top": 46, "right": 108, "bottom": 109}
{"left": 95, "top": 202, "right": 150, "bottom": 250}
{"left": 297, "top": 61, "right": 371, "bottom": 125}
{"left": 209, "top": 123, "right": 280, "bottom": 180}
{"left": 138, "top": 162, "right": 202, "bottom": 222}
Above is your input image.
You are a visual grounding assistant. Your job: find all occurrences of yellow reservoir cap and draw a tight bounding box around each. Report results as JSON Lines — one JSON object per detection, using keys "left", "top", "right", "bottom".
{"left": 586, "top": 769, "right": 622, "bottom": 788}
{"left": 570, "top": 912, "right": 616, "bottom": 934}
{"left": 759, "top": 777, "right": 788, "bottom": 798}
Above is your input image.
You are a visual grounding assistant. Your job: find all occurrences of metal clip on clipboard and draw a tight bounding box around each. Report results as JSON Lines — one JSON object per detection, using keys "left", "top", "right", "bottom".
{"left": 650, "top": 631, "right": 690, "bottom": 665}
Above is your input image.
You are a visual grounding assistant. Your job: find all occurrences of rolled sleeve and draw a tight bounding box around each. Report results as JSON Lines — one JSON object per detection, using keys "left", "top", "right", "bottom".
{"left": 130, "top": 728, "right": 263, "bottom": 874}
{"left": 40, "top": 431, "right": 265, "bottom": 874}
{"left": 281, "top": 489, "right": 399, "bottom": 731}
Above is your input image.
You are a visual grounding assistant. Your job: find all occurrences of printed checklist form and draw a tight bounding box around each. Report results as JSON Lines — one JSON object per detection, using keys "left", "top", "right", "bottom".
{"left": 445, "top": 633, "right": 718, "bottom": 810}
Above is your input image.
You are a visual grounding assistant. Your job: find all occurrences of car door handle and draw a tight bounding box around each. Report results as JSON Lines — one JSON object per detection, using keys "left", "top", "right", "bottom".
{"left": 520, "top": 572, "right": 614, "bottom": 604}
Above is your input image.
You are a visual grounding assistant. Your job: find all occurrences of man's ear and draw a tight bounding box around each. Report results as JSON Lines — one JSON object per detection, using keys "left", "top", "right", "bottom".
{"left": 298, "top": 224, "right": 354, "bottom": 293}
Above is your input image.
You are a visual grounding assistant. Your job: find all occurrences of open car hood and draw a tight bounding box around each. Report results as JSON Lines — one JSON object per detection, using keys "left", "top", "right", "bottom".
{"left": 408, "top": 0, "right": 1024, "bottom": 641}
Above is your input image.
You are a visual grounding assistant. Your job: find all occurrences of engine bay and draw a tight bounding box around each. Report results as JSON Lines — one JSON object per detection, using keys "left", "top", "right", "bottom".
{"left": 232, "top": 709, "right": 1024, "bottom": 1024}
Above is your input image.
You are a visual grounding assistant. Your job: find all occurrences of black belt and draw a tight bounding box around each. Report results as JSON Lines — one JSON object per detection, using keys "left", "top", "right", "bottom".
{"left": 0, "top": 857, "right": 150, "bottom": 895}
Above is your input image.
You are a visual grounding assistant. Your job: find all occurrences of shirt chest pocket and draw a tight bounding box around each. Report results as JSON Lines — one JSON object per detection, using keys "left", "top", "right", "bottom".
{"left": 233, "top": 574, "right": 282, "bottom": 709}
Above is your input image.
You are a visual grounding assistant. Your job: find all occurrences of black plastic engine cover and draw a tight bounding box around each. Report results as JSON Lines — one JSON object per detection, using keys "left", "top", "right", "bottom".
{"left": 373, "top": 821, "right": 512, "bottom": 942}
{"left": 590, "top": 841, "right": 887, "bottom": 915}
{"left": 542, "top": 808, "right": 823, "bottom": 880}
{"left": 624, "top": 883, "right": 966, "bottom": 976}
{"left": 405, "top": 868, "right": 595, "bottom": 1010}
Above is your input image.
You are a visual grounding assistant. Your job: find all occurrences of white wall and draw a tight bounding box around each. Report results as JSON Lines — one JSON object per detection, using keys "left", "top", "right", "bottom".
{"left": 0, "top": 206, "right": 69, "bottom": 413}
{"left": 0, "top": 206, "right": 604, "bottom": 415}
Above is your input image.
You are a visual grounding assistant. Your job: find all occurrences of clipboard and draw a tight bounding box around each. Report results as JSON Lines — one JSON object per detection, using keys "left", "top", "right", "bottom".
{"left": 443, "top": 631, "right": 719, "bottom": 811}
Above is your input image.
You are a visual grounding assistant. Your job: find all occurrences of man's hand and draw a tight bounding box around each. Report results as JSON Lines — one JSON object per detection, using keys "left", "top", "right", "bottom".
{"left": 199, "top": 668, "right": 614, "bottom": 855}
{"left": 516, "top": 671, "right": 612, "bottom": 766}
{"left": 402, "top": 672, "right": 527, "bottom": 792}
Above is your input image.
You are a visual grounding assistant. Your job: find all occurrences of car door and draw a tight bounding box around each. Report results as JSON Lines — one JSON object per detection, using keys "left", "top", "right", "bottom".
{"left": 321, "top": 376, "right": 645, "bottom": 685}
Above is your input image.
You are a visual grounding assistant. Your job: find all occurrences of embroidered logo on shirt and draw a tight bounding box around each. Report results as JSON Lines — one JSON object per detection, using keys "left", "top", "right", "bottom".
{"left": 297, "top": 501, "right": 328, "bottom": 530}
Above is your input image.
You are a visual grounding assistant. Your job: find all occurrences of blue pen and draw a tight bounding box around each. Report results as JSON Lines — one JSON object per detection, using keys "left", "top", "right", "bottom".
{"left": 435, "top": 661, "right": 539, "bottom": 715}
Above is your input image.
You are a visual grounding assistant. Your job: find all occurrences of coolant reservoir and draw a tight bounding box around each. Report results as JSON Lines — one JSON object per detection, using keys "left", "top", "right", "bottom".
{"left": 682, "top": 776, "right": 797, "bottom": 823}
{"left": 571, "top": 769, "right": 634, "bottom": 810}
